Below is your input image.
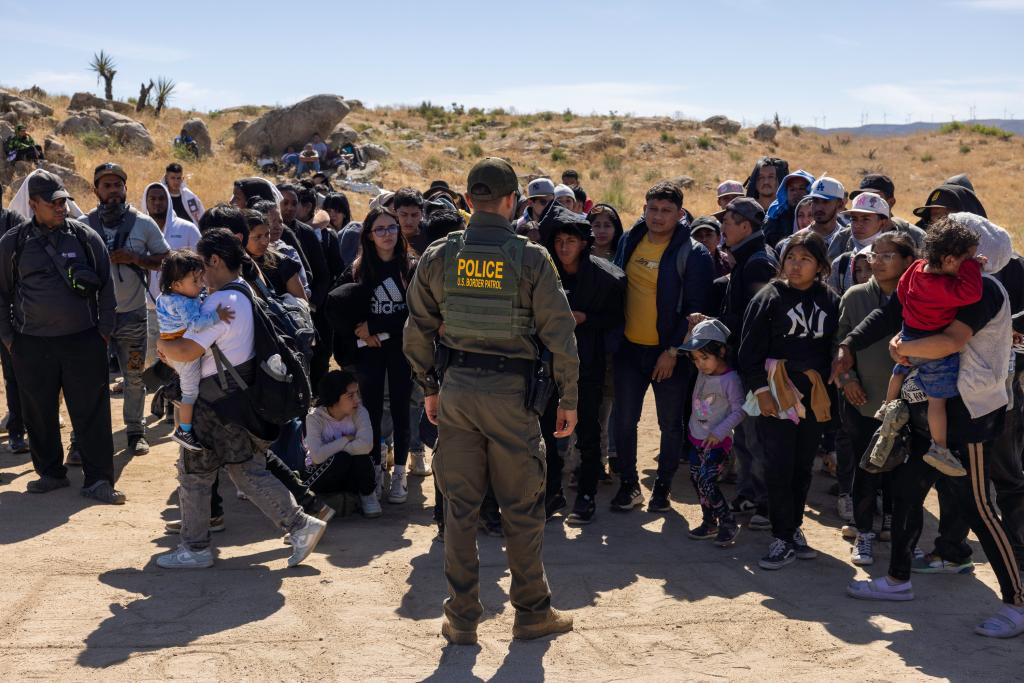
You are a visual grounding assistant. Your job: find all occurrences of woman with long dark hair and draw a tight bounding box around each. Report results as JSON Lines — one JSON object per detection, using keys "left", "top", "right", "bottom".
{"left": 328, "top": 206, "right": 415, "bottom": 506}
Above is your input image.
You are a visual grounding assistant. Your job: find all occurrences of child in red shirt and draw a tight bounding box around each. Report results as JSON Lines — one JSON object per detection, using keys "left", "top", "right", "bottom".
{"left": 881, "top": 224, "right": 982, "bottom": 477}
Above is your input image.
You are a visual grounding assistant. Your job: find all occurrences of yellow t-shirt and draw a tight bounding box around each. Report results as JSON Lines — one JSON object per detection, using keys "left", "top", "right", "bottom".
{"left": 624, "top": 236, "right": 669, "bottom": 346}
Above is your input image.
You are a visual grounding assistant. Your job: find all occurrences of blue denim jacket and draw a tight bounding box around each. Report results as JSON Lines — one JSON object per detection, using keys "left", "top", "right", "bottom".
{"left": 155, "top": 292, "right": 220, "bottom": 336}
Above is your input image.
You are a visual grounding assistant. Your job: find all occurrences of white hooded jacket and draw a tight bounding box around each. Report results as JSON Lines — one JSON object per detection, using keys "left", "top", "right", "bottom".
{"left": 952, "top": 212, "right": 1013, "bottom": 419}
{"left": 10, "top": 169, "right": 85, "bottom": 220}
{"left": 164, "top": 175, "right": 205, "bottom": 224}
{"left": 139, "top": 182, "right": 201, "bottom": 305}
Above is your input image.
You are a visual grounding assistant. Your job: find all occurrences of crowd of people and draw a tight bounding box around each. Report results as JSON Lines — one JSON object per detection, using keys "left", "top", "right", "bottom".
{"left": 1, "top": 149, "right": 1023, "bottom": 639}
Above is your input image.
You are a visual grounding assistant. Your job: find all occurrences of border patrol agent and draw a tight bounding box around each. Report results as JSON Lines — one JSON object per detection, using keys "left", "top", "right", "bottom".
{"left": 404, "top": 158, "right": 580, "bottom": 645}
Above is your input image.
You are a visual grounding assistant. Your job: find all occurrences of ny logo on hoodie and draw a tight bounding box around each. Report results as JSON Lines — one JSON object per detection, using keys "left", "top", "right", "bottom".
{"left": 785, "top": 302, "right": 827, "bottom": 339}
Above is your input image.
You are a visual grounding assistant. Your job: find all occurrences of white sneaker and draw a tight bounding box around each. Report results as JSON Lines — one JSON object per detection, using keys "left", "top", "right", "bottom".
{"left": 851, "top": 532, "right": 876, "bottom": 566}
{"left": 287, "top": 515, "right": 327, "bottom": 567}
{"left": 409, "top": 451, "right": 431, "bottom": 476}
{"left": 837, "top": 494, "right": 854, "bottom": 523}
{"left": 388, "top": 469, "right": 408, "bottom": 504}
{"left": 361, "top": 494, "right": 382, "bottom": 518}
{"left": 156, "top": 545, "right": 214, "bottom": 569}
{"left": 841, "top": 524, "right": 858, "bottom": 540}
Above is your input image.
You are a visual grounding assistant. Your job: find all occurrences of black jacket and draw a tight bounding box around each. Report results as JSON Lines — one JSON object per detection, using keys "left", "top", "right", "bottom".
{"left": 1, "top": 208, "right": 27, "bottom": 235}
{"left": 313, "top": 224, "right": 344, "bottom": 286}
{"left": 720, "top": 231, "right": 778, "bottom": 344}
{"left": 557, "top": 255, "right": 626, "bottom": 383}
{"left": 286, "top": 219, "right": 330, "bottom": 310}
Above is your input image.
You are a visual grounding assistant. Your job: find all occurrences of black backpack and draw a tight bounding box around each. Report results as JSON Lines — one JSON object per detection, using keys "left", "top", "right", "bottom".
{"left": 210, "top": 281, "right": 312, "bottom": 426}
{"left": 250, "top": 276, "right": 318, "bottom": 365}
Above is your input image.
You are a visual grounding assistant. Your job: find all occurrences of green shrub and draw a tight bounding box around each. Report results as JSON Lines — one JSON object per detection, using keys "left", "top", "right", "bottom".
{"left": 562, "top": 109, "right": 574, "bottom": 122}
{"left": 79, "top": 131, "right": 111, "bottom": 149}
{"left": 696, "top": 134, "right": 713, "bottom": 150}
{"left": 959, "top": 143, "right": 971, "bottom": 154}
{"left": 603, "top": 176, "right": 629, "bottom": 210}
{"left": 602, "top": 154, "right": 623, "bottom": 172}
{"left": 467, "top": 142, "right": 484, "bottom": 157}
{"left": 920, "top": 152, "right": 934, "bottom": 163}
{"left": 610, "top": 120, "right": 623, "bottom": 133}
{"left": 660, "top": 132, "right": 677, "bottom": 144}
{"left": 551, "top": 148, "right": 567, "bottom": 162}
{"left": 790, "top": 124, "right": 802, "bottom": 136}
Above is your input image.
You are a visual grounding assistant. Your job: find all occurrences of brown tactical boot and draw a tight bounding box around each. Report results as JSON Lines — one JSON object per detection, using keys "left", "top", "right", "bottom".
{"left": 441, "top": 619, "right": 478, "bottom": 645}
{"left": 512, "top": 608, "right": 574, "bottom": 640}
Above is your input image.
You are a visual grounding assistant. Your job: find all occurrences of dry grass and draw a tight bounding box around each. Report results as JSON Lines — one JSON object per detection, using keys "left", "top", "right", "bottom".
{"left": 5, "top": 91, "right": 1023, "bottom": 242}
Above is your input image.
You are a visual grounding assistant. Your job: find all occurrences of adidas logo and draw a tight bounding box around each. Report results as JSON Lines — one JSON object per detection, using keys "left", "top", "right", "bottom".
{"left": 371, "top": 277, "right": 406, "bottom": 315}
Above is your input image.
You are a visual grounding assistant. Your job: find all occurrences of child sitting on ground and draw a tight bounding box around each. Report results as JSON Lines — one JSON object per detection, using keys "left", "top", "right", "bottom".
{"left": 303, "top": 370, "right": 380, "bottom": 519}
{"left": 679, "top": 318, "right": 746, "bottom": 547}
{"left": 880, "top": 221, "right": 983, "bottom": 477}
{"left": 155, "top": 250, "right": 234, "bottom": 451}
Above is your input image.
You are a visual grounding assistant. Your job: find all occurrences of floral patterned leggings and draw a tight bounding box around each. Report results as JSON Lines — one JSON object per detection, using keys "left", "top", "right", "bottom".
{"left": 688, "top": 442, "right": 735, "bottom": 525}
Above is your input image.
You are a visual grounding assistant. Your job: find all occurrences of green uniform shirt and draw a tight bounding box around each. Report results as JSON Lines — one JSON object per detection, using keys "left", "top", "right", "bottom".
{"left": 403, "top": 211, "right": 580, "bottom": 410}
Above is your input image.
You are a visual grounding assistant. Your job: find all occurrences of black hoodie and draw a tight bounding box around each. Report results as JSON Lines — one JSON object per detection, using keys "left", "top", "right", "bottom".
{"left": 586, "top": 203, "right": 624, "bottom": 257}
{"left": 745, "top": 157, "right": 790, "bottom": 205}
{"left": 543, "top": 210, "right": 626, "bottom": 381}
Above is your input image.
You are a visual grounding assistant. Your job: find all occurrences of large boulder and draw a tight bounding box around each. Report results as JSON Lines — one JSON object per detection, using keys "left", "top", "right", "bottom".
{"left": 68, "top": 92, "right": 134, "bottom": 115}
{"left": 54, "top": 112, "right": 103, "bottom": 137}
{"left": 703, "top": 115, "right": 741, "bottom": 135}
{"left": 328, "top": 122, "right": 358, "bottom": 148}
{"left": 234, "top": 94, "right": 351, "bottom": 156}
{"left": 0, "top": 120, "right": 14, "bottom": 142}
{"left": 43, "top": 136, "right": 76, "bottom": 168}
{"left": 0, "top": 91, "right": 53, "bottom": 119}
{"left": 181, "top": 118, "right": 212, "bottom": 156}
{"left": 753, "top": 123, "right": 777, "bottom": 143}
{"left": 55, "top": 108, "right": 154, "bottom": 153}
{"left": 361, "top": 143, "right": 390, "bottom": 161}
{"left": 346, "top": 160, "right": 381, "bottom": 182}
{"left": 10, "top": 161, "right": 91, "bottom": 197}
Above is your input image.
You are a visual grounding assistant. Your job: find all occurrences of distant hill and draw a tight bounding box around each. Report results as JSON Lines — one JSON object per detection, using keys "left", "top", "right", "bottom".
{"left": 805, "top": 119, "right": 1024, "bottom": 137}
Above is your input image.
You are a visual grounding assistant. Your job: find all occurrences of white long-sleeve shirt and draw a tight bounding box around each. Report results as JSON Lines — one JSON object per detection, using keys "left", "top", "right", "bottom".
{"left": 303, "top": 404, "right": 373, "bottom": 465}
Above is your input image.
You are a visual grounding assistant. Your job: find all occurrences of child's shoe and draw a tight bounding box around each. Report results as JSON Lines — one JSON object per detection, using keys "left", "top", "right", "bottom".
{"left": 923, "top": 442, "right": 967, "bottom": 477}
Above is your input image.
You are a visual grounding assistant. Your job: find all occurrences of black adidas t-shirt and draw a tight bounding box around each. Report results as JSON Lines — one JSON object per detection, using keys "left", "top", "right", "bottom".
{"left": 366, "top": 258, "right": 409, "bottom": 338}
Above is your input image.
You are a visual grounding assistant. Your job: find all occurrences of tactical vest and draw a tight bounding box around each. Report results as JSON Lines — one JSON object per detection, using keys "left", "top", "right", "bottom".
{"left": 441, "top": 229, "right": 534, "bottom": 339}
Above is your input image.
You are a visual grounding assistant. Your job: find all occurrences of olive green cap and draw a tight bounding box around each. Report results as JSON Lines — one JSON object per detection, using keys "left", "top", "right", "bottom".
{"left": 466, "top": 157, "right": 517, "bottom": 201}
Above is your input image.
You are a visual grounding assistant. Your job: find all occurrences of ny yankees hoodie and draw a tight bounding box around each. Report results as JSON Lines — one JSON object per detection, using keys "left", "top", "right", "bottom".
{"left": 738, "top": 280, "right": 839, "bottom": 393}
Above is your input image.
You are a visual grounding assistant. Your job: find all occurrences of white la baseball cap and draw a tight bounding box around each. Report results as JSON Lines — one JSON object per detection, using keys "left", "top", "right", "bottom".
{"left": 842, "top": 191, "right": 890, "bottom": 217}
{"left": 807, "top": 176, "right": 846, "bottom": 201}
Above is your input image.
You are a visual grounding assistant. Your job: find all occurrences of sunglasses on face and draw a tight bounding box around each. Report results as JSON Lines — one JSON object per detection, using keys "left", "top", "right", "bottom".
{"left": 371, "top": 225, "right": 399, "bottom": 237}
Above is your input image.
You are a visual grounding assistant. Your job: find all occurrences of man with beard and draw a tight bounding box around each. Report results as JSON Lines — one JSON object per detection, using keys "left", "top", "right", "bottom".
{"left": 85, "top": 163, "right": 170, "bottom": 456}
{"left": 163, "top": 163, "right": 204, "bottom": 224}
{"left": 745, "top": 157, "right": 790, "bottom": 212}
{"left": 777, "top": 176, "right": 846, "bottom": 255}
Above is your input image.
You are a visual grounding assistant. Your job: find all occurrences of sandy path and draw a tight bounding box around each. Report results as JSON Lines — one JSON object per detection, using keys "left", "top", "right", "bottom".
{"left": 0, "top": 389, "right": 1020, "bottom": 682}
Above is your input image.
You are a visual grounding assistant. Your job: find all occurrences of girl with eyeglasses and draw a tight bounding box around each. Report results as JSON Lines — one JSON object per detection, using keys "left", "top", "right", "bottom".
{"left": 325, "top": 207, "right": 416, "bottom": 510}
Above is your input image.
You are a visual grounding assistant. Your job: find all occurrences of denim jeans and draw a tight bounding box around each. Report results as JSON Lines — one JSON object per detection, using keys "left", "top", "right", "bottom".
{"left": 110, "top": 307, "right": 148, "bottom": 438}
{"left": 733, "top": 415, "right": 767, "bottom": 507}
{"left": 612, "top": 340, "right": 692, "bottom": 485}
{"left": 296, "top": 160, "right": 320, "bottom": 176}
{"left": 177, "top": 449, "right": 306, "bottom": 551}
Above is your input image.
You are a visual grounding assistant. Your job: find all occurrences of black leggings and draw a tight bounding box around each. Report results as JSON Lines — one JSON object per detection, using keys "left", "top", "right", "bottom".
{"left": 759, "top": 408, "right": 826, "bottom": 543}
{"left": 843, "top": 402, "right": 892, "bottom": 533}
{"left": 304, "top": 451, "right": 375, "bottom": 496}
{"left": 889, "top": 436, "right": 1024, "bottom": 605}
{"left": 355, "top": 338, "right": 413, "bottom": 468}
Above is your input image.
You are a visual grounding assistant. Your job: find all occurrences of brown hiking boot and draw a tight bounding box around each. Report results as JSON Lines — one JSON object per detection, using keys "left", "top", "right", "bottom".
{"left": 441, "top": 620, "right": 477, "bottom": 645}
{"left": 512, "top": 608, "right": 574, "bottom": 640}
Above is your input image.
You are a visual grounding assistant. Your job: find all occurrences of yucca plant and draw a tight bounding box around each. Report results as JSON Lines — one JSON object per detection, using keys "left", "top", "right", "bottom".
{"left": 88, "top": 50, "right": 117, "bottom": 100}
{"left": 154, "top": 77, "right": 176, "bottom": 117}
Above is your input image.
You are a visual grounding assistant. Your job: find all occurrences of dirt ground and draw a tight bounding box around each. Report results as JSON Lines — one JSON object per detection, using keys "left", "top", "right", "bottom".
{"left": 0, "top": 388, "right": 1021, "bottom": 682}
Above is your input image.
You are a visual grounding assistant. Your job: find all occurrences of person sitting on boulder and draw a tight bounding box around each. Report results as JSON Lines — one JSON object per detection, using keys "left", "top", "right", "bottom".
{"left": 173, "top": 128, "right": 200, "bottom": 159}
{"left": 4, "top": 124, "right": 42, "bottom": 162}
{"left": 296, "top": 144, "right": 320, "bottom": 177}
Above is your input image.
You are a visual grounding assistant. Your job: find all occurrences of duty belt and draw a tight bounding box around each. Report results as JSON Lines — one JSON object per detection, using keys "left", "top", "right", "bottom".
{"left": 443, "top": 347, "right": 534, "bottom": 376}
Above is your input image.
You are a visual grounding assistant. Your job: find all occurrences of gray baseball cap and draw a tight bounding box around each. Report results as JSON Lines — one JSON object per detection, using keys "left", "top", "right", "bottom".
{"left": 27, "top": 170, "right": 73, "bottom": 202}
{"left": 527, "top": 177, "right": 555, "bottom": 198}
{"left": 678, "top": 318, "right": 731, "bottom": 352}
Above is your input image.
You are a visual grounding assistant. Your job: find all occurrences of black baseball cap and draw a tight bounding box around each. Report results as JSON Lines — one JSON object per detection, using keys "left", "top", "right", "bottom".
{"left": 913, "top": 187, "right": 961, "bottom": 218}
{"left": 690, "top": 216, "right": 722, "bottom": 235}
{"left": 849, "top": 173, "right": 895, "bottom": 200}
{"left": 27, "top": 170, "right": 74, "bottom": 202}
{"left": 93, "top": 161, "right": 127, "bottom": 185}
{"left": 466, "top": 157, "right": 518, "bottom": 201}
{"left": 713, "top": 197, "right": 765, "bottom": 227}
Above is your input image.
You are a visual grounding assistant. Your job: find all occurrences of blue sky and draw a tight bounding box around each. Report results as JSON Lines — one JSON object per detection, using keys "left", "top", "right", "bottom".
{"left": 2, "top": 0, "right": 1022, "bottom": 127}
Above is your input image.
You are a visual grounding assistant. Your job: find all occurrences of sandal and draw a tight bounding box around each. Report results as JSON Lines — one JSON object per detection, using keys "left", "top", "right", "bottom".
{"left": 846, "top": 577, "right": 914, "bottom": 601}
{"left": 974, "top": 605, "right": 1024, "bottom": 638}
